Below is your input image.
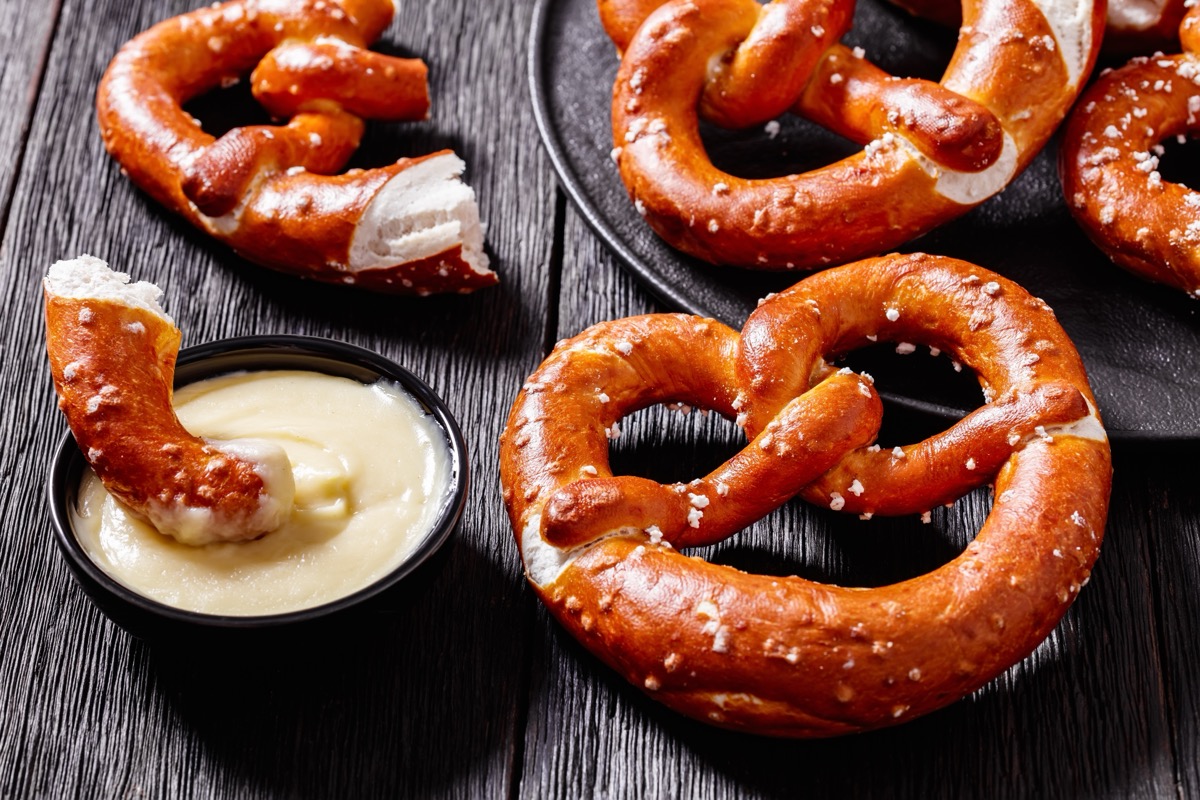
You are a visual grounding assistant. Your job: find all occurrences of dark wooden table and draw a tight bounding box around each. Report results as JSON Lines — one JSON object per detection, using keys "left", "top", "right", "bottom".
{"left": 1, "top": 1, "right": 1197, "bottom": 797}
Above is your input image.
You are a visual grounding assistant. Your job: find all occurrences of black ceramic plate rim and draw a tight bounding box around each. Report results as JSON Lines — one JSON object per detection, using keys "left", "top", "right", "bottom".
{"left": 46, "top": 334, "right": 470, "bottom": 629}
{"left": 528, "top": 0, "right": 699, "bottom": 317}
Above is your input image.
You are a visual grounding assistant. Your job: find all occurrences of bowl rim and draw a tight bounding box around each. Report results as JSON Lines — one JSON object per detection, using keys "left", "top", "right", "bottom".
{"left": 46, "top": 333, "right": 470, "bottom": 629}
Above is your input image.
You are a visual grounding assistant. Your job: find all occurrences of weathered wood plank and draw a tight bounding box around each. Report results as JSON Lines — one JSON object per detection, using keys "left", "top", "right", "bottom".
{"left": 0, "top": 0, "right": 58, "bottom": 240}
{"left": 0, "top": 0, "right": 554, "bottom": 797}
{"left": 1144, "top": 460, "right": 1200, "bottom": 799}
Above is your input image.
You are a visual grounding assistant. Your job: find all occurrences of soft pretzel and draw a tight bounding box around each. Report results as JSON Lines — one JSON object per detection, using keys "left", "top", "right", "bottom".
{"left": 499, "top": 253, "right": 1112, "bottom": 737}
{"left": 600, "top": 0, "right": 1102, "bottom": 269}
{"left": 1059, "top": 5, "right": 1200, "bottom": 297}
{"left": 882, "top": 0, "right": 1188, "bottom": 55}
{"left": 44, "top": 256, "right": 295, "bottom": 546}
{"left": 97, "top": 0, "right": 494, "bottom": 295}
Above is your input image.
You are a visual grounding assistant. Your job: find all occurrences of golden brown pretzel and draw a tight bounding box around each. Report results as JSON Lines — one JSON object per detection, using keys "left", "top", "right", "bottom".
{"left": 601, "top": 0, "right": 1102, "bottom": 269}
{"left": 44, "top": 256, "right": 295, "bottom": 545}
{"left": 97, "top": 0, "right": 495, "bottom": 295}
{"left": 500, "top": 253, "right": 1112, "bottom": 737}
{"left": 883, "top": 0, "right": 1189, "bottom": 55}
{"left": 1059, "top": 6, "right": 1200, "bottom": 297}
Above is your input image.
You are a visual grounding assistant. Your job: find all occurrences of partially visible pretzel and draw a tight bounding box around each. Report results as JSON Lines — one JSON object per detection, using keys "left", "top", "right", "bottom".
{"left": 44, "top": 256, "right": 295, "bottom": 545}
{"left": 500, "top": 253, "right": 1111, "bottom": 736}
{"left": 1060, "top": 5, "right": 1200, "bottom": 298}
{"left": 97, "top": 0, "right": 495, "bottom": 295}
{"left": 881, "top": 0, "right": 1188, "bottom": 55}
{"left": 601, "top": 0, "right": 1102, "bottom": 269}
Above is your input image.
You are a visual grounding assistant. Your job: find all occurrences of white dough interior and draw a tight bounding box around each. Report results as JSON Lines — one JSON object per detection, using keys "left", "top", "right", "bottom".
{"left": 1031, "top": 0, "right": 1094, "bottom": 88}
{"left": 349, "top": 152, "right": 490, "bottom": 276}
{"left": 44, "top": 255, "right": 172, "bottom": 323}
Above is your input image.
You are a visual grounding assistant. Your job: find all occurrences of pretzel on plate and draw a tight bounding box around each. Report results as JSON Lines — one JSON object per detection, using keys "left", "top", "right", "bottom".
{"left": 44, "top": 256, "right": 295, "bottom": 546}
{"left": 600, "top": 0, "right": 1102, "bottom": 269}
{"left": 97, "top": 0, "right": 494, "bottom": 295}
{"left": 1059, "top": 5, "right": 1200, "bottom": 298}
{"left": 499, "top": 252, "right": 1112, "bottom": 737}
{"left": 880, "top": 0, "right": 1188, "bottom": 55}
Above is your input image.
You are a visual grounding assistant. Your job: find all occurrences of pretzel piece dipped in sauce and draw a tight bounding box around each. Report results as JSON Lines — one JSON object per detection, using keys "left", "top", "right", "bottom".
{"left": 45, "top": 256, "right": 294, "bottom": 545}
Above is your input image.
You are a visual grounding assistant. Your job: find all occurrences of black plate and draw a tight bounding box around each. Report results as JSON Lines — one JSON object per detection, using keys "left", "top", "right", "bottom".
{"left": 529, "top": 0, "right": 1200, "bottom": 443}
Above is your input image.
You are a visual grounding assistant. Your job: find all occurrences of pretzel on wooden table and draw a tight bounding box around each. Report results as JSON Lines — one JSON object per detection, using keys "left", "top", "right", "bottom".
{"left": 500, "top": 252, "right": 1112, "bottom": 737}
{"left": 1059, "top": 4, "right": 1200, "bottom": 298}
{"left": 97, "top": 0, "right": 495, "bottom": 295}
{"left": 600, "top": 0, "right": 1102, "bottom": 269}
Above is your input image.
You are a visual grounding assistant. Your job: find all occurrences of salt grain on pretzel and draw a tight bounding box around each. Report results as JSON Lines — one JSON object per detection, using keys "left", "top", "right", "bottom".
{"left": 499, "top": 252, "right": 1111, "bottom": 737}
{"left": 44, "top": 256, "right": 295, "bottom": 545}
{"left": 1059, "top": 4, "right": 1200, "bottom": 298}
{"left": 883, "top": 0, "right": 1186, "bottom": 55}
{"left": 96, "top": 0, "right": 494, "bottom": 295}
{"left": 600, "top": 0, "right": 1102, "bottom": 269}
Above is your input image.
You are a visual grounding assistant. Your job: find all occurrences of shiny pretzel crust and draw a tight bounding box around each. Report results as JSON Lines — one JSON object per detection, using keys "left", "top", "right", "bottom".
{"left": 44, "top": 257, "right": 293, "bottom": 545}
{"left": 96, "top": 0, "right": 495, "bottom": 295}
{"left": 1059, "top": 6, "right": 1200, "bottom": 298}
{"left": 499, "top": 253, "right": 1112, "bottom": 737}
{"left": 603, "top": 0, "right": 1102, "bottom": 269}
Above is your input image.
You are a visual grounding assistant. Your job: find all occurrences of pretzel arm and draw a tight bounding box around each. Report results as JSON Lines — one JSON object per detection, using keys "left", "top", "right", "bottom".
{"left": 799, "top": 381, "right": 1090, "bottom": 515}
{"left": 542, "top": 371, "right": 882, "bottom": 548}
{"left": 182, "top": 111, "right": 364, "bottom": 216}
{"left": 44, "top": 257, "right": 295, "bottom": 545}
{"left": 665, "top": 372, "right": 881, "bottom": 546}
{"left": 251, "top": 41, "right": 430, "bottom": 120}
{"left": 798, "top": 45, "right": 1004, "bottom": 173}
{"left": 598, "top": 0, "right": 672, "bottom": 50}
{"left": 696, "top": 0, "right": 852, "bottom": 128}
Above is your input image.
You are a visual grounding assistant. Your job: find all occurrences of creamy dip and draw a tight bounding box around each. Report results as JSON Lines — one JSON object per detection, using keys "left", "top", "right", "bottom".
{"left": 71, "top": 370, "right": 452, "bottom": 616}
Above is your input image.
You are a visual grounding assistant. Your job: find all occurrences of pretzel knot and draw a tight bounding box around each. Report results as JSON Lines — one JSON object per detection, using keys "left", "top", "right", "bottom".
{"left": 97, "top": 0, "right": 495, "bottom": 295}
{"left": 1060, "top": 5, "right": 1200, "bottom": 298}
{"left": 499, "top": 253, "right": 1112, "bottom": 737}
{"left": 600, "top": 0, "right": 1102, "bottom": 269}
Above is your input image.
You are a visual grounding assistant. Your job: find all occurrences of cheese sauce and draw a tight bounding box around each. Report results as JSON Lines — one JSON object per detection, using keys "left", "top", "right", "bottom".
{"left": 71, "top": 370, "right": 451, "bottom": 616}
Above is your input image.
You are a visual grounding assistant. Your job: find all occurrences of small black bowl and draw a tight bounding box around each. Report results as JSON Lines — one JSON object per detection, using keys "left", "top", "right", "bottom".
{"left": 46, "top": 335, "right": 469, "bottom": 643}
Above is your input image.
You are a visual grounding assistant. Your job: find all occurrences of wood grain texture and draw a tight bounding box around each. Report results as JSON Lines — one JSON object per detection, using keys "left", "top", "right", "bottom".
{"left": 0, "top": 0, "right": 58, "bottom": 232}
{"left": 0, "top": 0, "right": 554, "bottom": 797}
